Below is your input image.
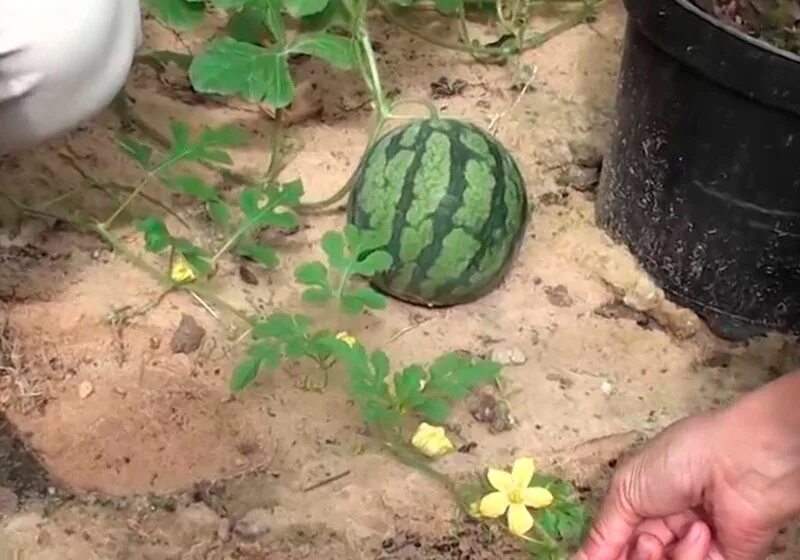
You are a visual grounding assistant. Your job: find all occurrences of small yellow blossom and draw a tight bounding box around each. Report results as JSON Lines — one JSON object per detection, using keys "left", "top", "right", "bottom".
{"left": 478, "top": 457, "right": 554, "bottom": 537}
{"left": 170, "top": 256, "right": 196, "bottom": 284}
{"left": 335, "top": 331, "right": 357, "bottom": 347}
{"left": 411, "top": 423, "right": 455, "bottom": 458}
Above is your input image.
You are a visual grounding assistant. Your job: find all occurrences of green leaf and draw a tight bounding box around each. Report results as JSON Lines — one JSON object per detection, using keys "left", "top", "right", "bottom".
{"left": 237, "top": 241, "right": 279, "bottom": 268}
{"left": 424, "top": 353, "right": 502, "bottom": 401}
{"left": 434, "top": 0, "right": 463, "bottom": 13}
{"left": 252, "top": 313, "right": 313, "bottom": 341}
{"left": 343, "top": 286, "right": 387, "bottom": 311}
{"left": 208, "top": 199, "right": 231, "bottom": 228}
{"left": 163, "top": 175, "right": 218, "bottom": 201}
{"left": 172, "top": 238, "right": 214, "bottom": 276}
{"left": 370, "top": 350, "right": 391, "bottom": 380}
{"left": 302, "top": 287, "right": 333, "bottom": 304}
{"left": 284, "top": 0, "right": 330, "bottom": 18}
{"left": 295, "top": 261, "right": 329, "bottom": 287}
{"left": 137, "top": 217, "right": 171, "bottom": 253}
{"left": 230, "top": 357, "right": 261, "bottom": 392}
{"left": 416, "top": 398, "right": 451, "bottom": 424}
{"left": 189, "top": 38, "right": 294, "bottom": 108}
{"left": 143, "top": 0, "right": 205, "bottom": 29}
{"left": 247, "top": 341, "right": 283, "bottom": 366}
{"left": 394, "top": 365, "right": 425, "bottom": 405}
{"left": 163, "top": 122, "right": 244, "bottom": 170}
{"left": 260, "top": 0, "right": 286, "bottom": 44}
{"left": 225, "top": 6, "right": 271, "bottom": 44}
{"left": 351, "top": 250, "right": 393, "bottom": 276}
{"left": 290, "top": 33, "right": 358, "bottom": 69}
{"left": 321, "top": 231, "right": 347, "bottom": 269}
{"left": 239, "top": 186, "right": 301, "bottom": 230}
{"left": 230, "top": 343, "right": 282, "bottom": 391}
{"left": 299, "top": 0, "right": 352, "bottom": 31}
{"left": 119, "top": 137, "right": 152, "bottom": 168}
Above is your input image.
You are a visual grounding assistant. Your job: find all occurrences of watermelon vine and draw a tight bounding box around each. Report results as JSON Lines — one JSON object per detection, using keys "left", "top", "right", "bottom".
{"left": 10, "top": 0, "right": 604, "bottom": 557}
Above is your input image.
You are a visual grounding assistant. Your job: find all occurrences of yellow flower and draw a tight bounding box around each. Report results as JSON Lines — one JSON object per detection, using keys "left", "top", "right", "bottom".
{"left": 335, "top": 331, "right": 357, "bottom": 347}
{"left": 478, "top": 457, "right": 554, "bottom": 537}
{"left": 411, "top": 423, "right": 455, "bottom": 458}
{"left": 170, "top": 256, "right": 196, "bottom": 284}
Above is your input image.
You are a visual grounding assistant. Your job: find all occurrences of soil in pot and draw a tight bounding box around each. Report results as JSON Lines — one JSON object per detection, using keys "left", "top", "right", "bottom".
{"left": 693, "top": 0, "right": 800, "bottom": 53}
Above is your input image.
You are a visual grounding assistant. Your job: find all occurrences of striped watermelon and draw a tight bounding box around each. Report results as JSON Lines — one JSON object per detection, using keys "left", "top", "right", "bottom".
{"left": 345, "top": 117, "right": 530, "bottom": 307}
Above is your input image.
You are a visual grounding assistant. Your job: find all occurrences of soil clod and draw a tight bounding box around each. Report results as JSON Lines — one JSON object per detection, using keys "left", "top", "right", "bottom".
{"left": 170, "top": 314, "right": 206, "bottom": 355}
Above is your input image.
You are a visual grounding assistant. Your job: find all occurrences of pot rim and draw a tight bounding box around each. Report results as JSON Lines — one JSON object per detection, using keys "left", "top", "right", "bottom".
{"left": 623, "top": 0, "right": 800, "bottom": 116}
{"left": 674, "top": 0, "right": 800, "bottom": 64}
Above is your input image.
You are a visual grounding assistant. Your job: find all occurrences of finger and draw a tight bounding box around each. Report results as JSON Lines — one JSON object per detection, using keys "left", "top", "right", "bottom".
{"left": 571, "top": 471, "right": 642, "bottom": 560}
{"left": 628, "top": 533, "right": 664, "bottom": 560}
{"left": 667, "top": 521, "right": 711, "bottom": 560}
{"left": 631, "top": 512, "right": 700, "bottom": 547}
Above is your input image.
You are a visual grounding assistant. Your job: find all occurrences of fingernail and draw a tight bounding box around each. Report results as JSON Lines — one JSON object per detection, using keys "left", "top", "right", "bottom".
{"left": 687, "top": 522, "right": 704, "bottom": 542}
{"left": 631, "top": 540, "right": 650, "bottom": 560}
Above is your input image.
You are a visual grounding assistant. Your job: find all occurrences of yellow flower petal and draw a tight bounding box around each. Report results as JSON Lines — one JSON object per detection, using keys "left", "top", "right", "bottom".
{"left": 335, "top": 331, "right": 357, "bottom": 347}
{"left": 410, "top": 423, "right": 455, "bottom": 458}
{"left": 170, "top": 258, "right": 196, "bottom": 284}
{"left": 507, "top": 503, "right": 534, "bottom": 537}
{"left": 487, "top": 468, "right": 515, "bottom": 493}
{"left": 478, "top": 491, "right": 510, "bottom": 518}
{"left": 511, "top": 457, "right": 535, "bottom": 488}
{"left": 522, "top": 486, "right": 554, "bottom": 508}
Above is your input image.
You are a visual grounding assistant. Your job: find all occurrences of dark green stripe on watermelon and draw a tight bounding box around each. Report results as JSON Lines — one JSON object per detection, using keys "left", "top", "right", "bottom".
{"left": 345, "top": 117, "right": 530, "bottom": 307}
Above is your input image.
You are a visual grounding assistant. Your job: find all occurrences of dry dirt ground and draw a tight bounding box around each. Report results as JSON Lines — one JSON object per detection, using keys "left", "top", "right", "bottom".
{"left": 1, "top": 2, "right": 800, "bottom": 558}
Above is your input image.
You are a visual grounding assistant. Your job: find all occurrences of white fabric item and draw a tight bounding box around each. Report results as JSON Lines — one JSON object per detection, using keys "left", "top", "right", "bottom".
{"left": 0, "top": 0, "right": 142, "bottom": 154}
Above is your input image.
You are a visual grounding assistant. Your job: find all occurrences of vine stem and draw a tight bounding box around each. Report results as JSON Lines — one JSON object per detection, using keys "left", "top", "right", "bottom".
{"left": 93, "top": 223, "right": 256, "bottom": 327}
{"left": 380, "top": 0, "right": 599, "bottom": 58}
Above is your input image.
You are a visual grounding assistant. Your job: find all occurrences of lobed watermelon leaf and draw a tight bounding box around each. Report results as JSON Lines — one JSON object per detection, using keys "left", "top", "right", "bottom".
{"left": 295, "top": 226, "right": 392, "bottom": 314}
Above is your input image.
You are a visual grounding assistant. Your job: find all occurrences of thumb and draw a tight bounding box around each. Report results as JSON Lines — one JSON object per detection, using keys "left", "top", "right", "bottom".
{"left": 572, "top": 468, "right": 642, "bottom": 560}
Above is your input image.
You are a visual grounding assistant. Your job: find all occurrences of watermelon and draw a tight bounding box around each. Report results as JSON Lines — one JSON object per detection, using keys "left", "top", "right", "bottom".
{"left": 345, "top": 117, "right": 530, "bottom": 307}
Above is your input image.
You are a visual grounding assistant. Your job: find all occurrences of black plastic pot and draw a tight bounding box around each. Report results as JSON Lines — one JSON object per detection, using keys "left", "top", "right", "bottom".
{"left": 597, "top": 0, "right": 800, "bottom": 340}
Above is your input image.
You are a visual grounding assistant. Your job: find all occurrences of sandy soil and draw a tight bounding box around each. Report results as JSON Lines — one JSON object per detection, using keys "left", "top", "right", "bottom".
{"left": 1, "top": 1, "right": 799, "bottom": 558}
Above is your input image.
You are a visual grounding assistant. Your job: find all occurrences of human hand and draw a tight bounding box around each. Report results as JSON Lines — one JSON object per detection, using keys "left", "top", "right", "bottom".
{"left": 572, "top": 373, "right": 800, "bottom": 560}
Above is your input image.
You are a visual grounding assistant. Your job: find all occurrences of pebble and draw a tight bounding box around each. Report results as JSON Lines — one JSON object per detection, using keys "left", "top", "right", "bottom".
{"left": 490, "top": 346, "right": 527, "bottom": 366}
{"left": 178, "top": 503, "right": 220, "bottom": 534}
{"left": 0, "top": 487, "right": 18, "bottom": 518}
{"left": 170, "top": 314, "right": 206, "bottom": 355}
{"left": 78, "top": 381, "right": 94, "bottom": 399}
{"left": 4, "top": 512, "right": 42, "bottom": 534}
{"left": 234, "top": 508, "right": 272, "bottom": 539}
{"left": 217, "top": 518, "right": 232, "bottom": 542}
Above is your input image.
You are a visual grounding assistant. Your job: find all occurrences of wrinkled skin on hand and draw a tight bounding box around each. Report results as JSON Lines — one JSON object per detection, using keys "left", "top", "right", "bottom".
{"left": 573, "top": 372, "right": 800, "bottom": 560}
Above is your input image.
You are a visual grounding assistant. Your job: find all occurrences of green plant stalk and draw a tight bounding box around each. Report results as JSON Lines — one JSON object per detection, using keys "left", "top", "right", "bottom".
{"left": 93, "top": 223, "right": 256, "bottom": 327}
{"left": 380, "top": 0, "right": 599, "bottom": 58}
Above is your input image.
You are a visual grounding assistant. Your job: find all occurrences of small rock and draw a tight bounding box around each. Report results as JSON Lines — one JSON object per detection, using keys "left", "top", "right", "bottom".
{"left": 545, "top": 285, "right": 574, "bottom": 307}
{"left": 490, "top": 346, "right": 527, "bottom": 366}
{"left": 178, "top": 503, "right": 220, "bottom": 530}
{"left": 4, "top": 512, "right": 43, "bottom": 534}
{"left": 539, "top": 190, "right": 569, "bottom": 207}
{"left": 556, "top": 166, "right": 600, "bottom": 192}
{"left": 430, "top": 76, "right": 468, "bottom": 99}
{"left": 546, "top": 373, "right": 574, "bottom": 390}
{"left": 234, "top": 509, "right": 272, "bottom": 539}
{"left": 239, "top": 265, "right": 259, "bottom": 286}
{"left": 601, "top": 380, "right": 614, "bottom": 395}
{"left": 217, "top": 518, "right": 232, "bottom": 542}
{"left": 468, "top": 389, "right": 514, "bottom": 433}
{"left": 0, "top": 487, "right": 19, "bottom": 517}
{"left": 170, "top": 314, "right": 206, "bottom": 355}
{"left": 701, "top": 350, "right": 732, "bottom": 368}
{"left": 78, "top": 381, "right": 94, "bottom": 399}
{"left": 568, "top": 138, "right": 604, "bottom": 168}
